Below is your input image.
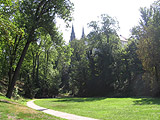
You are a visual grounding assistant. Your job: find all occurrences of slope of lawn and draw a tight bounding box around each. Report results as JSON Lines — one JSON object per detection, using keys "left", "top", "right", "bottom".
{"left": 34, "top": 97, "right": 160, "bottom": 120}
{"left": 0, "top": 95, "right": 64, "bottom": 120}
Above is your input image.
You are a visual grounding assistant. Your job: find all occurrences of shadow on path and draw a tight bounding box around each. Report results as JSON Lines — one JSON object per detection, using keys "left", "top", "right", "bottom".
{"left": 38, "top": 108, "right": 48, "bottom": 111}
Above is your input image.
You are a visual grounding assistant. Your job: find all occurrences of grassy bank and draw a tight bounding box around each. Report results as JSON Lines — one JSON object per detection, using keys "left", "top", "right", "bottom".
{"left": 0, "top": 95, "right": 64, "bottom": 120}
{"left": 34, "top": 97, "right": 160, "bottom": 120}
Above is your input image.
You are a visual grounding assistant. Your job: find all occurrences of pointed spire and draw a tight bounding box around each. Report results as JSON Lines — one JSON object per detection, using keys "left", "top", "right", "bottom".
{"left": 81, "top": 27, "right": 85, "bottom": 39}
{"left": 70, "top": 24, "right": 76, "bottom": 42}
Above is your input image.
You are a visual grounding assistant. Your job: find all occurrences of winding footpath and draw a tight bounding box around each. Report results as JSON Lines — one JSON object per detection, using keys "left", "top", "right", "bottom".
{"left": 27, "top": 100, "right": 99, "bottom": 120}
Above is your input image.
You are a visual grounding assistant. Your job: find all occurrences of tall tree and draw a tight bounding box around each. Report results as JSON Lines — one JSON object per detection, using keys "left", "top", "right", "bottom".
{"left": 132, "top": 0, "right": 160, "bottom": 96}
{"left": 86, "top": 14, "right": 120, "bottom": 96}
{"left": 0, "top": 1, "right": 24, "bottom": 94}
{"left": 68, "top": 39, "right": 89, "bottom": 96}
{"left": 2, "top": 0, "right": 74, "bottom": 98}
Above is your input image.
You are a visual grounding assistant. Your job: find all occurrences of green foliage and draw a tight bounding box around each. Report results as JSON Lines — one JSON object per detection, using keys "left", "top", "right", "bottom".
{"left": 62, "top": 14, "right": 143, "bottom": 97}
{"left": 1, "top": 0, "right": 159, "bottom": 98}
{"left": 86, "top": 14, "right": 120, "bottom": 96}
{"left": 0, "top": 0, "right": 74, "bottom": 98}
{"left": 114, "top": 40, "right": 143, "bottom": 95}
{"left": 65, "top": 14, "right": 122, "bottom": 97}
{"left": 19, "top": 30, "right": 72, "bottom": 98}
{"left": 0, "top": 3, "right": 25, "bottom": 96}
{"left": 68, "top": 39, "right": 89, "bottom": 96}
{"left": 131, "top": 0, "right": 160, "bottom": 96}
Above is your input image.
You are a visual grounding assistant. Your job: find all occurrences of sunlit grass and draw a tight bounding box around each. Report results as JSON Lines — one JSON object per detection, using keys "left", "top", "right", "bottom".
{"left": 35, "top": 97, "right": 160, "bottom": 120}
{"left": 0, "top": 95, "right": 64, "bottom": 120}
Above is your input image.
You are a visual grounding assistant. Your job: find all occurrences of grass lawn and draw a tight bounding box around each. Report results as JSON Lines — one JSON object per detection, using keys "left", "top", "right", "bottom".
{"left": 34, "top": 97, "right": 160, "bottom": 120}
{"left": 0, "top": 95, "right": 64, "bottom": 120}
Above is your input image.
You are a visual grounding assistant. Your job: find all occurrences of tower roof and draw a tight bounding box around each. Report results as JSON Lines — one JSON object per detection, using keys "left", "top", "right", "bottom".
{"left": 81, "top": 27, "right": 85, "bottom": 39}
{"left": 69, "top": 24, "right": 76, "bottom": 42}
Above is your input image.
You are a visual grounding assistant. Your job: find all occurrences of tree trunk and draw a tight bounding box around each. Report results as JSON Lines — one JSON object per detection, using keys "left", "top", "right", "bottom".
{"left": 6, "top": 41, "right": 31, "bottom": 98}
{"left": 32, "top": 51, "right": 36, "bottom": 83}
{"left": 155, "top": 65, "right": 159, "bottom": 82}
{"left": 36, "top": 53, "right": 40, "bottom": 87}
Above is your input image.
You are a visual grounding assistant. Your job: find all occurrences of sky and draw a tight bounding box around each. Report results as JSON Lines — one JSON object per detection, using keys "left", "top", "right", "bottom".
{"left": 56, "top": 0, "right": 155, "bottom": 43}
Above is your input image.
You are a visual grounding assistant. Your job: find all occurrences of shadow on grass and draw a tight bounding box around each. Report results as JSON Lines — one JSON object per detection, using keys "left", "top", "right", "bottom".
{"left": 133, "top": 98, "right": 160, "bottom": 105}
{"left": 52, "top": 97, "right": 106, "bottom": 102}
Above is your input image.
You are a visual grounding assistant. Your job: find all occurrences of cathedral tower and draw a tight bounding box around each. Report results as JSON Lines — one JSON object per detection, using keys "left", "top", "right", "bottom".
{"left": 81, "top": 27, "right": 85, "bottom": 39}
{"left": 70, "top": 24, "right": 76, "bottom": 42}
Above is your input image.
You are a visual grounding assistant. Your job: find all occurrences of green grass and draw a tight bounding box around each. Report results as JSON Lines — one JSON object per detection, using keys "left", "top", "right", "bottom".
{"left": 34, "top": 97, "right": 160, "bottom": 120}
{"left": 0, "top": 95, "right": 64, "bottom": 120}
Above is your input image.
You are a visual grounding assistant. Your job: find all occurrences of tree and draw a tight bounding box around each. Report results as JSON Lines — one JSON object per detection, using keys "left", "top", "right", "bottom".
{"left": 132, "top": 0, "right": 160, "bottom": 96}
{"left": 68, "top": 39, "right": 89, "bottom": 96}
{"left": 1, "top": 0, "right": 74, "bottom": 98}
{"left": 86, "top": 14, "right": 120, "bottom": 96}
{"left": 0, "top": 2, "right": 24, "bottom": 95}
{"left": 114, "top": 40, "right": 143, "bottom": 96}
{"left": 15, "top": 27, "right": 72, "bottom": 98}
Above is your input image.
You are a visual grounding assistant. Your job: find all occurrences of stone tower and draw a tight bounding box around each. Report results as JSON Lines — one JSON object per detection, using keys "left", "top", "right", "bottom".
{"left": 81, "top": 27, "right": 85, "bottom": 39}
{"left": 69, "top": 24, "right": 76, "bottom": 42}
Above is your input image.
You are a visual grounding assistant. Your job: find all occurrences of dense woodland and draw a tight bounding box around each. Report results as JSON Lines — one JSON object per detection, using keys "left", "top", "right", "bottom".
{"left": 0, "top": 0, "right": 160, "bottom": 99}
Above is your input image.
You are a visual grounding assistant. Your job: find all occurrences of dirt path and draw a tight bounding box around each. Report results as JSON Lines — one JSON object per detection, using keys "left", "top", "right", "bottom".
{"left": 27, "top": 100, "right": 99, "bottom": 120}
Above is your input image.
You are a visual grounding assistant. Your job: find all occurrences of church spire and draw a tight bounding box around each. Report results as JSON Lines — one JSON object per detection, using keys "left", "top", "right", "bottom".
{"left": 70, "top": 24, "right": 76, "bottom": 42}
{"left": 81, "top": 27, "right": 85, "bottom": 39}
